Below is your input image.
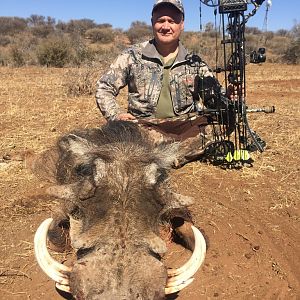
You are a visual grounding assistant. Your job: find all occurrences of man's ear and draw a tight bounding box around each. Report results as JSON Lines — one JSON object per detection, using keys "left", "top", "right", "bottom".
{"left": 180, "top": 20, "right": 184, "bottom": 32}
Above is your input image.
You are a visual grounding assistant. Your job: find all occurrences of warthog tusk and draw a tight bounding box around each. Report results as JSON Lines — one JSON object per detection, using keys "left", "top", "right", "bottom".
{"left": 165, "top": 278, "right": 194, "bottom": 294}
{"left": 35, "top": 220, "right": 205, "bottom": 295}
{"left": 56, "top": 282, "right": 71, "bottom": 293}
{"left": 34, "top": 218, "right": 71, "bottom": 286}
{"left": 165, "top": 225, "right": 206, "bottom": 293}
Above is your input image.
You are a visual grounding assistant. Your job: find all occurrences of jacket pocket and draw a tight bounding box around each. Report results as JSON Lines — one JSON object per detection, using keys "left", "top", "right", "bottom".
{"left": 170, "top": 73, "right": 196, "bottom": 112}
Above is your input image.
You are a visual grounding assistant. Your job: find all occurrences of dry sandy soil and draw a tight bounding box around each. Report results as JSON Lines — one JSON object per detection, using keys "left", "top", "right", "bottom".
{"left": 0, "top": 63, "right": 299, "bottom": 300}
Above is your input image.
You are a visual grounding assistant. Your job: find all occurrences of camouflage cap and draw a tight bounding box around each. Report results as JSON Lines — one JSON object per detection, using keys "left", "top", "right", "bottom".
{"left": 152, "top": 0, "right": 185, "bottom": 17}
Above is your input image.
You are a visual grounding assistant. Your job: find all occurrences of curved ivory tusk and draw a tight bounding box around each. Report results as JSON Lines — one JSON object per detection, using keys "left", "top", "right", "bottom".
{"left": 165, "top": 278, "right": 194, "bottom": 295}
{"left": 165, "top": 225, "right": 206, "bottom": 290}
{"left": 34, "top": 218, "right": 71, "bottom": 285}
{"left": 56, "top": 282, "right": 71, "bottom": 293}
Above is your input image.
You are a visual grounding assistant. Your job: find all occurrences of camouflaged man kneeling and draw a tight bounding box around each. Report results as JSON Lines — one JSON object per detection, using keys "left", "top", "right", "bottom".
{"left": 96, "top": 0, "right": 225, "bottom": 168}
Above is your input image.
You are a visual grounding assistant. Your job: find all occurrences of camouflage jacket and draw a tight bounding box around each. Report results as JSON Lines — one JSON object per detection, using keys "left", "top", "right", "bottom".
{"left": 96, "top": 39, "right": 221, "bottom": 120}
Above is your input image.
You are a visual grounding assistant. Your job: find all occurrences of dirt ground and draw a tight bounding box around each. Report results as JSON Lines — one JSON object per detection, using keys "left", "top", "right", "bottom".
{"left": 0, "top": 63, "right": 299, "bottom": 300}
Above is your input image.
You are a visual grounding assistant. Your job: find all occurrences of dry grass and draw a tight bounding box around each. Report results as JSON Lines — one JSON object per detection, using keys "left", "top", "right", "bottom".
{"left": 0, "top": 63, "right": 299, "bottom": 299}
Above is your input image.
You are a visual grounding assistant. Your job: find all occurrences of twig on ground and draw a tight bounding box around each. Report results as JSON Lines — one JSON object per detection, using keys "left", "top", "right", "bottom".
{"left": 0, "top": 268, "right": 31, "bottom": 280}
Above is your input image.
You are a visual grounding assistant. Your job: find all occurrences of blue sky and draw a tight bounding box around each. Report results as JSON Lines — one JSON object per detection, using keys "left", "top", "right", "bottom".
{"left": 1, "top": 0, "right": 299, "bottom": 32}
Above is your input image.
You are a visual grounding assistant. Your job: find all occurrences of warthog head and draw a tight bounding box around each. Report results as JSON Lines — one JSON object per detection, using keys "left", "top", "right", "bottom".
{"left": 33, "top": 121, "right": 206, "bottom": 299}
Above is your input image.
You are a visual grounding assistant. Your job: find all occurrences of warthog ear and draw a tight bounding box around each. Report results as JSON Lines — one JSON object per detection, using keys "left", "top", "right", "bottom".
{"left": 153, "top": 142, "right": 180, "bottom": 169}
{"left": 59, "top": 134, "right": 93, "bottom": 156}
{"left": 145, "top": 142, "right": 179, "bottom": 185}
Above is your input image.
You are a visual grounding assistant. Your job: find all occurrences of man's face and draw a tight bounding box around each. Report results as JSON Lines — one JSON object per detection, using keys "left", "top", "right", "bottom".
{"left": 152, "top": 5, "right": 184, "bottom": 46}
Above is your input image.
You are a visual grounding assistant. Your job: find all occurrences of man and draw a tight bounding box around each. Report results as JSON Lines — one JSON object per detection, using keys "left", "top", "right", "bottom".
{"left": 96, "top": 0, "right": 225, "bottom": 168}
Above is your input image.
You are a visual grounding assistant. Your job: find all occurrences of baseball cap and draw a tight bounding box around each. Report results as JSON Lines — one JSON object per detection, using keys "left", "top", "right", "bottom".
{"left": 152, "top": 0, "right": 185, "bottom": 18}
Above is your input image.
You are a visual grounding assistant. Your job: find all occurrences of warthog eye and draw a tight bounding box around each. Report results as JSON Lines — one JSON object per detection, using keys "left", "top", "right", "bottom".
{"left": 75, "top": 163, "right": 93, "bottom": 177}
{"left": 77, "top": 246, "right": 95, "bottom": 259}
{"left": 70, "top": 206, "right": 84, "bottom": 220}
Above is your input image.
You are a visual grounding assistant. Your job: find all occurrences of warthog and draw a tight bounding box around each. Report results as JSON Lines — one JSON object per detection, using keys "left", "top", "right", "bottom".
{"left": 33, "top": 121, "right": 206, "bottom": 300}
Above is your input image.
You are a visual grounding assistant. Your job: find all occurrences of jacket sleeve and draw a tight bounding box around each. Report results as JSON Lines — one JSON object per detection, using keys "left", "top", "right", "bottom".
{"left": 95, "top": 51, "right": 131, "bottom": 120}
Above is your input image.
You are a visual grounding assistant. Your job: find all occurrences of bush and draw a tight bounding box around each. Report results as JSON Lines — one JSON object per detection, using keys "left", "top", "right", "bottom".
{"left": 69, "top": 35, "right": 95, "bottom": 65}
{"left": 27, "top": 15, "right": 55, "bottom": 27}
{"left": 37, "top": 35, "right": 72, "bottom": 67}
{"left": 282, "top": 39, "right": 300, "bottom": 64}
{"left": 245, "top": 26, "right": 262, "bottom": 35}
{"left": 0, "top": 35, "right": 10, "bottom": 47}
{"left": 126, "top": 21, "right": 152, "bottom": 44}
{"left": 90, "top": 44, "right": 121, "bottom": 68}
{"left": 64, "top": 67, "right": 99, "bottom": 97}
{"left": 30, "top": 24, "right": 54, "bottom": 38}
{"left": 276, "top": 29, "right": 290, "bottom": 37}
{"left": 267, "top": 36, "right": 290, "bottom": 55}
{"left": 7, "top": 33, "right": 38, "bottom": 66}
{"left": 9, "top": 45, "right": 26, "bottom": 66}
{"left": 290, "top": 22, "right": 300, "bottom": 39}
{"left": 181, "top": 32, "right": 201, "bottom": 53}
{"left": 0, "top": 49, "right": 9, "bottom": 66}
{"left": 85, "top": 28, "right": 115, "bottom": 43}
{"left": 0, "top": 17, "right": 27, "bottom": 35}
{"left": 262, "top": 31, "right": 275, "bottom": 45}
{"left": 65, "top": 19, "right": 97, "bottom": 35}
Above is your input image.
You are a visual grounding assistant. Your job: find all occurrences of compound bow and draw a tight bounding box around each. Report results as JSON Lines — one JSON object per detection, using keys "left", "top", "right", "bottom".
{"left": 198, "top": 0, "right": 275, "bottom": 167}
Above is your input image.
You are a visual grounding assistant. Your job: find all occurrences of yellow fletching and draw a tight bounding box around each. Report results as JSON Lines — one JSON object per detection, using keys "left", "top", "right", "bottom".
{"left": 233, "top": 150, "right": 250, "bottom": 161}
{"left": 225, "top": 152, "right": 233, "bottom": 162}
{"left": 225, "top": 150, "right": 250, "bottom": 162}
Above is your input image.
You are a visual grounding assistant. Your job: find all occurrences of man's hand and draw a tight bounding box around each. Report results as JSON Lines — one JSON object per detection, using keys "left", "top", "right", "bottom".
{"left": 226, "top": 84, "right": 238, "bottom": 100}
{"left": 115, "top": 113, "right": 137, "bottom": 121}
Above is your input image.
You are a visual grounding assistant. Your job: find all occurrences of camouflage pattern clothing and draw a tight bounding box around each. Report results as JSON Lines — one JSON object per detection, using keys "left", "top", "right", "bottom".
{"left": 96, "top": 39, "right": 224, "bottom": 168}
{"left": 96, "top": 39, "right": 221, "bottom": 121}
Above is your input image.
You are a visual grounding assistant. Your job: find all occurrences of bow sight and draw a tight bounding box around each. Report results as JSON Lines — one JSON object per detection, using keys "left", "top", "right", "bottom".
{"left": 219, "top": 0, "right": 247, "bottom": 13}
{"left": 198, "top": 0, "right": 275, "bottom": 167}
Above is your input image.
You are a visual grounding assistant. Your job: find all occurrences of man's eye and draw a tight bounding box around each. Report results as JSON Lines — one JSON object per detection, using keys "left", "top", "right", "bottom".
{"left": 75, "top": 164, "right": 93, "bottom": 176}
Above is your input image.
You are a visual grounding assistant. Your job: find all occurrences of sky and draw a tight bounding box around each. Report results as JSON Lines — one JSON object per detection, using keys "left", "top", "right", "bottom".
{"left": 1, "top": 0, "right": 299, "bottom": 32}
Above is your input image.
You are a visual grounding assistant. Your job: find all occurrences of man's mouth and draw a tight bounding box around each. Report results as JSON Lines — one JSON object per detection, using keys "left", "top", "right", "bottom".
{"left": 159, "top": 33, "right": 172, "bottom": 36}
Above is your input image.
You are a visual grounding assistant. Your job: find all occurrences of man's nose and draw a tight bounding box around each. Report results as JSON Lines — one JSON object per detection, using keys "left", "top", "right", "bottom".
{"left": 162, "top": 21, "right": 170, "bottom": 30}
